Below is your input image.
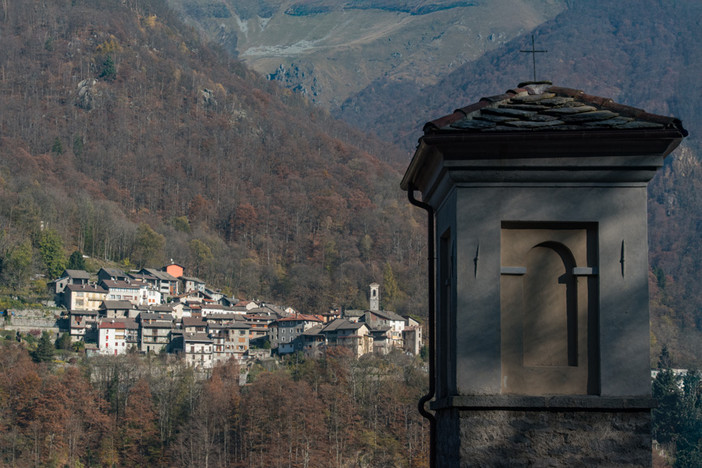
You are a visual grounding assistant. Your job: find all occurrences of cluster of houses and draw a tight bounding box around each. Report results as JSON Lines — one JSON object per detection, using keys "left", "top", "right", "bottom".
{"left": 49, "top": 265, "right": 423, "bottom": 369}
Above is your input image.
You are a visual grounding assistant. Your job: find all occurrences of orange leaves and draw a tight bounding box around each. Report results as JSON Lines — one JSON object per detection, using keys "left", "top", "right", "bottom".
{"left": 0, "top": 345, "right": 111, "bottom": 466}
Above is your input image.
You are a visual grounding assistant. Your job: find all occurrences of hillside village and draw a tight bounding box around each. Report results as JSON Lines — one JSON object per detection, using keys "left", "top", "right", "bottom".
{"left": 31, "top": 263, "right": 423, "bottom": 369}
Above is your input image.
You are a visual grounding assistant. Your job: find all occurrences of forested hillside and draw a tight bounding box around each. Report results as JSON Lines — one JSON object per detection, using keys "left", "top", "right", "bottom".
{"left": 0, "top": 344, "right": 428, "bottom": 466}
{"left": 0, "top": 0, "right": 426, "bottom": 316}
{"left": 339, "top": 0, "right": 702, "bottom": 367}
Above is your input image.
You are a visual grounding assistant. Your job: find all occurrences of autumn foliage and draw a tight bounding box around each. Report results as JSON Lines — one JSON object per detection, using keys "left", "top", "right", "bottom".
{"left": 0, "top": 0, "right": 426, "bottom": 317}
{"left": 0, "top": 343, "right": 428, "bottom": 467}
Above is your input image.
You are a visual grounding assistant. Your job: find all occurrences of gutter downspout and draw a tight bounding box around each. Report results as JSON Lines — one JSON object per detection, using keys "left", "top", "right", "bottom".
{"left": 408, "top": 183, "right": 436, "bottom": 468}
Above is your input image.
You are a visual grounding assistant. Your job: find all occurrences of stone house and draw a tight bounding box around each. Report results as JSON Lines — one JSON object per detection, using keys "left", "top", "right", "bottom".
{"left": 403, "top": 324, "right": 423, "bottom": 356}
{"left": 70, "top": 309, "right": 100, "bottom": 342}
{"left": 137, "top": 268, "right": 179, "bottom": 297}
{"left": 100, "top": 300, "right": 136, "bottom": 319}
{"left": 320, "top": 319, "right": 372, "bottom": 357}
{"left": 181, "top": 332, "right": 214, "bottom": 369}
{"left": 300, "top": 325, "right": 326, "bottom": 358}
{"left": 244, "top": 313, "right": 277, "bottom": 346}
{"left": 182, "top": 316, "right": 207, "bottom": 334}
{"left": 180, "top": 276, "right": 206, "bottom": 293}
{"left": 370, "top": 327, "right": 393, "bottom": 355}
{"left": 97, "top": 267, "right": 129, "bottom": 283}
{"left": 139, "top": 312, "right": 174, "bottom": 353}
{"left": 269, "top": 314, "right": 323, "bottom": 354}
{"left": 209, "top": 322, "right": 251, "bottom": 363}
{"left": 364, "top": 309, "right": 407, "bottom": 347}
{"left": 49, "top": 269, "right": 90, "bottom": 295}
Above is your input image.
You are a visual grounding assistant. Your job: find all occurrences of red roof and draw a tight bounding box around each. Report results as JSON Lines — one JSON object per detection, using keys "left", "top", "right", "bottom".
{"left": 277, "top": 313, "right": 323, "bottom": 323}
{"left": 99, "top": 321, "right": 126, "bottom": 329}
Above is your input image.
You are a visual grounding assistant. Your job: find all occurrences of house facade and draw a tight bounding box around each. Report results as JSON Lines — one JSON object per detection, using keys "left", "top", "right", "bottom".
{"left": 65, "top": 283, "right": 107, "bottom": 311}
{"left": 50, "top": 269, "right": 90, "bottom": 295}
{"left": 182, "top": 333, "right": 214, "bottom": 369}
{"left": 210, "top": 322, "right": 251, "bottom": 363}
{"left": 70, "top": 309, "right": 100, "bottom": 341}
{"left": 269, "top": 314, "right": 323, "bottom": 353}
{"left": 139, "top": 312, "right": 174, "bottom": 353}
{"left": 321, "top": 319, "right": 372, "bottom": 357}
{"left": 98, "top": 319, "right": 138, "bottom": 355}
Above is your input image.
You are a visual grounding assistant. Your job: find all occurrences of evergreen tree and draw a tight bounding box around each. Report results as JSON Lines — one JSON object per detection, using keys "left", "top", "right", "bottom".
{"left": 38, "top": 229, "right": 66, "bottom": 279}
{"left": 51, "top": 137, "right": 63, "bottom": 155}
{"left": 382, "top": 262, "right": 399, "bottom": 310}
{"left": 33, "top": 331, "right": 55, "bottom": 363}
{"left": 67, "top": 250, "right": 86, "bottom": 270}
{"left": 100, "top": 54, "right": 116, "bottom": 80}
{"left": 55, "top": 332, "right": 72, "bottom": 350}
{"left": 653, "top": 369, "right": 681, "bottom": 444}
{"left": 659, "top": 344, "right": 673, "bottom": 369}
{"left": 675, "top": 371, "right": 702, "bottom": 467}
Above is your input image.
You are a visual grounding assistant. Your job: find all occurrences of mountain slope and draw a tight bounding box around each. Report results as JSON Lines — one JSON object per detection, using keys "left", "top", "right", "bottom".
{"left": 340, "top": 0, "right": 702, "bottom": 366}
{"left": 342, "top": 0, "right": 702, "bottom": 152}
{"left": 166, "top": 0, "right": 566, "bottom": 109}
{"left": 0, "top": 0, "right": 425, "bottom": 315}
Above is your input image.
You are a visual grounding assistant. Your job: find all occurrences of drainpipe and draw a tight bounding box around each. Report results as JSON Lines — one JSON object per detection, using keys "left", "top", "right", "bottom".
{"left": 407, "top": 184, "right": 436, "bottom": 468}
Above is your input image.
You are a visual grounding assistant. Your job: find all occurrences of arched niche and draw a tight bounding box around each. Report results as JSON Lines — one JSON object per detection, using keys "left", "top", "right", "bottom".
{"left": 500, "top": 223, "right": 598, "bottom": 395}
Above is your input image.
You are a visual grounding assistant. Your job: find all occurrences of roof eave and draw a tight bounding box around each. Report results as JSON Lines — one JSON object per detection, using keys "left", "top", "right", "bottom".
{"left": 401, "top": 127, "right": 685, "bottom": 193}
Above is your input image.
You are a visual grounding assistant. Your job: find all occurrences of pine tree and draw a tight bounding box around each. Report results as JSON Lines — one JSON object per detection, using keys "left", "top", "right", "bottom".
{"left": 100, "top": 54, "right": 116, "bottom": 81}
{"left": 67, "top": 250, "right": 86, "bottom": 270}
{"left": 33, "top": 331, "right": 55, "bottom": 363}
{"left": 51, "top": 137, "right": 63, "bottom": 155}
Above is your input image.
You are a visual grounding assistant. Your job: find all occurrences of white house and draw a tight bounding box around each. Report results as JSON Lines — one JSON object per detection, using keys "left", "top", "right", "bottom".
{"left": 98, "top": 319, "right": 138, "bottom": 355}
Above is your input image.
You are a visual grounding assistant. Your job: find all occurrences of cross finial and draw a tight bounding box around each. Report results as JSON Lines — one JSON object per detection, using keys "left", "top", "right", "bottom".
{"left": 520, "top": 35, "right": 547, "bottom": 82}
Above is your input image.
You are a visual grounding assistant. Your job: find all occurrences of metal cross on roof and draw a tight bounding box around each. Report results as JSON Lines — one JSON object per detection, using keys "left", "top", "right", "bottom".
{"left": 520, "top": 35, "right": 547, "bottom": 82}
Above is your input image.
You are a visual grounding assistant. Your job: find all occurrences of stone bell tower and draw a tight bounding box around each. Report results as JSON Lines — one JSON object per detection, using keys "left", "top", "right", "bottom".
{"left": 369, "top": 282, "right": 380, "bottom": 312}
{"left": 401, "top": 83, "right": 686, "bottom": 466}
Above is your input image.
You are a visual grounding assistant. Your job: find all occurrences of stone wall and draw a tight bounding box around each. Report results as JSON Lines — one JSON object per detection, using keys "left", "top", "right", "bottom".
{"left": 436, "top": 406, "right": 651, "bottom": 467}
{"left": 3, "top": 308, "right": 63, "bottom": 333}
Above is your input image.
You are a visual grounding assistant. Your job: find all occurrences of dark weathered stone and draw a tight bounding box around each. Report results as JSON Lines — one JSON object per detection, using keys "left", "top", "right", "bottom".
{"left": 482, "top": 107, "right": 537, "bottom": 118}
{"left": 560, "top": 110, "right": 619, "bottom": 123}
{"left": 474, "top": 114, "right": 519, "bottom": 123}
{"left": 538, "top": 96, "right": 574, "bottom": 106}
{"left": 619, "top": 121, "right": 665, "bottom": 129}
{"left": 436, "top": 407, "right": 652, "bottom": 468}
{"left": 545, "top": 105, "right": 598, "bottom": 115}
{"left": 449, "top": 118, "right": 496, "bottom": 129}
{"left": 529, "top": 114, "right": 560, "bottom": 122}
{"left": 503, "top": 119, "right": 565, "bottom": 128}
{"left": 510, "top": 92, "right": 556, "bottom": 103}
{"left": 500, "top": 103, "right": 550, "bottom": 111}
{"left": 583, "top": 116, "right": 634, "bottom": 127}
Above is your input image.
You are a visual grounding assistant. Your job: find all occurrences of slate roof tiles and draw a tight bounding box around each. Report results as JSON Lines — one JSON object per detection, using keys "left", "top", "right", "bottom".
{"left": 424, "top": 82, "right": 687, "bottom": 136}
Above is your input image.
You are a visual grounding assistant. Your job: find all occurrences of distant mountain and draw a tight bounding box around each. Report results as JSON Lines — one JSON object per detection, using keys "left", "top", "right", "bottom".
{"left": 339, "top": 0, "right": 702, "bottom": 366}
{"left": 166, "top": 0, "right": 566, "bottom": 109}
{"left": 342, "top": 0, "right": 702, "bottom": 153}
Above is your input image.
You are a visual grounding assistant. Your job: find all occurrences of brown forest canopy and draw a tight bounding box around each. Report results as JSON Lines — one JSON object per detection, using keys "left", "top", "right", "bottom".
{"left": 0, "top": 0, "right": 425, "bottom": 315}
